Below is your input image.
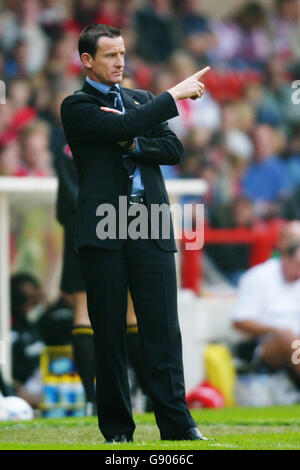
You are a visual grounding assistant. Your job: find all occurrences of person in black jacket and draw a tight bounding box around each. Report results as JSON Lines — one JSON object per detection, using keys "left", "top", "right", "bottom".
{"left": 53, "top": 125, "right": 97, "bottom": 415}
{"left": 10, "top": 273, "right": 45, "bottom": 408}
{"left": 61, "top": 23, "right": 209, "bottom": 443}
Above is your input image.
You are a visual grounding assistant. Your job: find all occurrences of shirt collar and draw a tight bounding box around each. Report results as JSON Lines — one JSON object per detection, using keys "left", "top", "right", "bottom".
{"left": 86, "top": 77, "right": 120, "bottom": 95}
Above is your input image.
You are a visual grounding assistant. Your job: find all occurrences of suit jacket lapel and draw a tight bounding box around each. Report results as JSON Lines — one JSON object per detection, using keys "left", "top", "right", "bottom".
{"left": 80, "top": 81, "right": 113, "bottom": 108}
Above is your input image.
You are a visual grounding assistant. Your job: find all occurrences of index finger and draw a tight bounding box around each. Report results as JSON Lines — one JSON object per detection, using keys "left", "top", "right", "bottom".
{"left": 193, "top": 66, "right": 211, "bottom": 80}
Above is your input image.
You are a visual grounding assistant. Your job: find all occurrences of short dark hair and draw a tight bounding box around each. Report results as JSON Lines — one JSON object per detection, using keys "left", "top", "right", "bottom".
{"left": 11, "top": 272, "right": 40, "bottom": 290}
{"left": 10, "top": 272, "right": 41, "bottom": 319}
{"left": 78, "top": 24, "right": 121, "bottom": 58}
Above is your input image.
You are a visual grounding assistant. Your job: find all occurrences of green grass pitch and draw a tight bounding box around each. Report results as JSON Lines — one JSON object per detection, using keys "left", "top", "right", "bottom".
{"left": 0, "top": 405, "right": 300, "bottom": 450}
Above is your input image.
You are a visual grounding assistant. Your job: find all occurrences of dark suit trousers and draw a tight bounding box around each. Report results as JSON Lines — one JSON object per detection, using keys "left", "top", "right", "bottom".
{"left": 79, "top": 237, "right": 196, "bottom": 439}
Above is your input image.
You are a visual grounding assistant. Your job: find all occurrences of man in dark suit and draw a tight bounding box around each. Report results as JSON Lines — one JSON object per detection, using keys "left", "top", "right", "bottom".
{"left": 61, "top": 23, "right": 209, "bottom": 443}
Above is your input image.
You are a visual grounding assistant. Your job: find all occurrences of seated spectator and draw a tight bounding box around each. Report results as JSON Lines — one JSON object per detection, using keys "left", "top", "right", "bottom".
{"left": 95, "top": 0, "right": 129, "bottom": 30}
{"left": 71, "top": 0, "right": 101, "bottom": 29}
{"left": 219, "top": 99, "right": 256, "bottom": 138}
{"left": 231, "top": 100, "right": 256, "bottom": 135}
{"left": 46, "top": 31, "right": 82, "bottom": 80}
{"left": 0, "top": 141, "right": 23, "bottom": 176}
{"left": 0, "top": 80, "right": 36, "bottom": 148}
{"left": 262, "top": 56, "right": 300, "bottom": 128}
{"left": 134, "top": 0, "right": 181, "bottom": 64}
{"left": 206, "top": 17, "right": 241, "bottom": 65}
{"left": 268, "top": 0, "right": 300, "bottom": 61}
{"left": 19, "top": 120, "right": 53, "bottom": 176}
{"left": 231, "top": 1, "right": 273, "bottom": 67}
{"left": 175, "top": 0, "right": 218, "bottom": 60}
{"left": 8, "top": 78, "right": 32, "bottom": 114}
{"left": 245, "top": 79, "right": 283, "bottom": 128}
{"left": 10, "top": 273, "right": 46, "bottom": 407}
{"left": 213, "top": 128, "right": 254, "bottom": 206}
{"left": 208, "top": 1, "right": 273, "bottom": 67}
{"left": 39, "top": 0, "right": 68, "bottom": 40}
{"left": 233, "top": 221, "right": 300, "bottom": 386}
{"left": 3, "top": 39, "right": 29, "bottom": 79}
{"left": 1, "top": 0, "right": 49, "bottom": 77}
{"left": 7, "top": 79, "right": 37, "bottom": 133}
{"left": 242, "top": 124, "right": 290, "bottom": 218}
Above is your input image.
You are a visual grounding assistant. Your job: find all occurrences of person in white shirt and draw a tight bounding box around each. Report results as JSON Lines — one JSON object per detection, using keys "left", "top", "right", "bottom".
{"left": 233, "top": 221, "right": 300, "bottom": 380}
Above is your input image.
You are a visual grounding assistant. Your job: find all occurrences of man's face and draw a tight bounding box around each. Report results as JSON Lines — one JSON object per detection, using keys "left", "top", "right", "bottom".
{"left": 281, "top": 248, "right": 300, "bottom": 283}
{"left": 82, "top": 35, "right": 125, "bottom": 85}
{"left": 254, "top": 125, "right": 273, "bottom": 160}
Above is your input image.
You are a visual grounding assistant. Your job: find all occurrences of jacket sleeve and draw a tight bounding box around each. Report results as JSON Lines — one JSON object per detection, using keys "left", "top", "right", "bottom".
{"left": 133, "top": 123, "right": 183, "bottom": 166}
{"left": 60, "top": 91, "right": 179, "bottom": 144}
{"left": 130, "top": 91, "right": 183, "bottom": 166}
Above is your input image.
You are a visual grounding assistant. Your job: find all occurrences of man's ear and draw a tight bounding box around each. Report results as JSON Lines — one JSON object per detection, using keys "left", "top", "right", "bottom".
{"left": 80, "top": 52, "right": 93, "bottom": 69}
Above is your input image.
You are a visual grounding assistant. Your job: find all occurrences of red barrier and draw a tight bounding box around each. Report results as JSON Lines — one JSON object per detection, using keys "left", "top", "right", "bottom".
{"left": 181, "top": 219, "right": 285, "bottom": 294}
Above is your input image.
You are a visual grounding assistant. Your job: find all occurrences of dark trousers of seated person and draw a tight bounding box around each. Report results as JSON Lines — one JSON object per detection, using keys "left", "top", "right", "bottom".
{"left": 79, "top": 237, "right": 195, "bottom": 440}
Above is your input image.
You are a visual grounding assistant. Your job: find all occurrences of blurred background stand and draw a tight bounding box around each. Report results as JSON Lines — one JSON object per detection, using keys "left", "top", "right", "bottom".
{"left": 0, "top": 177, "right": 57, "bottom": 384}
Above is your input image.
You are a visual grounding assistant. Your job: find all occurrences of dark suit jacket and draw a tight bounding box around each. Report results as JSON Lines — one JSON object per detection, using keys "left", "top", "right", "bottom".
{"left": 60, "top": 81, "right": 183, "bottom": 252}
{"left": 53, "top": 127, "right": 79, "bottom": 226}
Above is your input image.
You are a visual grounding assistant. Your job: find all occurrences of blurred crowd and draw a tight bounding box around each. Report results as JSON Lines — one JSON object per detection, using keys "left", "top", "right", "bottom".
{"left": 0, "top": 0, "right": 300, "bottom": 224}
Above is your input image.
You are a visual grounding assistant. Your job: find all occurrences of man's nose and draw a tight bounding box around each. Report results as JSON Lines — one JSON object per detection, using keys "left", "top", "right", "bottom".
{"left": 115, "top": 55, "right": 124, "bottom": 67}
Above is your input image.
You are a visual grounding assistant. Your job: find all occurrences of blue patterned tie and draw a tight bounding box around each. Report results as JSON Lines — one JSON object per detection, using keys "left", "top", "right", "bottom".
{"left": 107, "top": 85, "right": 123, "bottom": 112}
{"left": 108, "top": 85, "right": 136, "bottom": 178}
